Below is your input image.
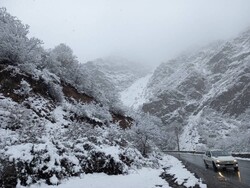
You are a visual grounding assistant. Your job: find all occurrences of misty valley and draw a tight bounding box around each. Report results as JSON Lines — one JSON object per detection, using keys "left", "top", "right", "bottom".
{"left": 1, "top": 2, "right": 250, "bottom": 188}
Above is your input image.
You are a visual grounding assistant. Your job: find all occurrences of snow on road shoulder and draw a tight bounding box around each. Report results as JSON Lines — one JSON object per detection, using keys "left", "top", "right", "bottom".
{"left": 236, "top": 157, "right": 250, "bottom": 161}
{"left": 24, "top": 154, "right": 207, "bottom": 188}
{"left": 161, "top": 155, "right": 207, "bottom": 188}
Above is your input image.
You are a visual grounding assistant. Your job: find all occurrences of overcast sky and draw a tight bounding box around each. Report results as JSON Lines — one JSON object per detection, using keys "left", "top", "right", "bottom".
{"left": 2, "top": 0, "right": 250, "bottom": 67}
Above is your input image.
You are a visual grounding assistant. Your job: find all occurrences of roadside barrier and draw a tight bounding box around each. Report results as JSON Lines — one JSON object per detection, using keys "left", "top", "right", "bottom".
{"left": 164, "top": 150, "right": 250, "bottom": 158}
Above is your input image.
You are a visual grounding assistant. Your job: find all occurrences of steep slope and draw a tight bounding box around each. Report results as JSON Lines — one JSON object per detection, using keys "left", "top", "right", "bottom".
{"left": 120, "top": 73, "right": 153, "bottom": 110}
{"left": 142, "top": 29, "right": 250, "bottom": 151}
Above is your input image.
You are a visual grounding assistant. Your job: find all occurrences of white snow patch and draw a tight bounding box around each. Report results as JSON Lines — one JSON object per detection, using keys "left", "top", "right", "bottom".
{"left": 120, "top": 74, "right": 152, "bottom": 109}
{"left": 22, "top": 168, "right": 170, "bottom": 188}
{"left": 98, "top": 145, "right": 121, "bottom": 162}
{"left": 52, "top": 105, "right": 69, "bottom": 125}
{"left": 50, "top": 175, "right": 59, "bottom": 185}
{"left": 23, "top": 154, "right": 206, "bottom": 188}
{"left": 5, "top": 143, "right": 34, "bottom": 162}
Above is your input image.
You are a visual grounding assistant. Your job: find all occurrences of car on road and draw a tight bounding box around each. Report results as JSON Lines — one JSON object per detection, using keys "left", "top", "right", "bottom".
{"left": 203, "top": 150, "right": 238, "bottom": 171}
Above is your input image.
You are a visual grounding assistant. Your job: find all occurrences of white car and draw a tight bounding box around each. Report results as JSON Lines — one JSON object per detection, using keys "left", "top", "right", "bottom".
{"left": 203, "top": 150, "right": 238, "bottom": 171}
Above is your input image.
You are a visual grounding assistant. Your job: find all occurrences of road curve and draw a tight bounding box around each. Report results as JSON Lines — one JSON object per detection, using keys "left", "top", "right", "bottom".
{"left": 170, "top": 153, "right": 250, "bottom": 188}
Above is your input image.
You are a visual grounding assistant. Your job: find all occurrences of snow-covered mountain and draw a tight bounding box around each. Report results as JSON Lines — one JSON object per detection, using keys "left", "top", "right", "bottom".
{"left": 78, "top": 29, "right": 250, "bottom": 152}
{"left": 141, "top": 29, "right": 250, "bottom": 151}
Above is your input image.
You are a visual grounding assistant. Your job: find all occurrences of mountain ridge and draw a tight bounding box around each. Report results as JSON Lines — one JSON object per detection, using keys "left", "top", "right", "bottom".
{"left": 141, "top": 28, "right": 250, "bottom": 151}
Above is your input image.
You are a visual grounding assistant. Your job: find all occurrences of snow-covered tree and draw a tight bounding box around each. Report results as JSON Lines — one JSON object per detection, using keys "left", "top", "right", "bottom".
{"left": 40, "top": 51, "right": 62, "bottom": 75}
{"left": 50, "top": 43, "right": 76, "bottom": 66}
{"left": 0, "top": 8, "right": 42, "bottom": 65}
{"left": 126, "top": 112, "right": 163, "bottom": 157}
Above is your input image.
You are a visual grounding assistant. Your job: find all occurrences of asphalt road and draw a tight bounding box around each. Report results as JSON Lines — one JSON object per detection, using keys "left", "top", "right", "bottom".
{"left": 170, "top": 153, "right": 250, "bottom": 188}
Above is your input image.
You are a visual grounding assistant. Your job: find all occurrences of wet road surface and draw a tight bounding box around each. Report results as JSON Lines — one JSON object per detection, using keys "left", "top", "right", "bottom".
{"left": 170, "top": 153, "right": 250, "bottom": 188}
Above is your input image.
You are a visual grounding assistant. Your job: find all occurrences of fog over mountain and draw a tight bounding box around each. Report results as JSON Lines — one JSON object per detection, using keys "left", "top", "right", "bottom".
{"left": 2, "top": 0, "right": 250, "bottom": 66}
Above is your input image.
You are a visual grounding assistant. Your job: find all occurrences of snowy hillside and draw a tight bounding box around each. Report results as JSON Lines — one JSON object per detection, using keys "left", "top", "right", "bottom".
{"left": 120, "top": 73, "right": 153, "bottom": 110}
{"left": 0, "top": 63, "right": 142, "bottom": 186}
{"left": 142, "top": 29, "right": 250, "bottom": 151}
{"left": 0, "top": 8, "right": 177, "bottom": 187}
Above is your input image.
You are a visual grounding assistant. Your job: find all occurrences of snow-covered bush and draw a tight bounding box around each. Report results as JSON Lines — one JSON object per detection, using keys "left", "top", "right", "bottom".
{"left": 47, "top": 82, "right": 64, "bottom": 103}
{"left": 0, "top": 158, "right": 17, "bottom": 188}
{"left": 2, "top": 141, "right": 81, "bottom": 186}
{"left": 73, "top": 103, "right": 112, "bottom": 123}
{"left": 0, "top": 96, "right": 46, "bottom": 144}
{"left": 39, "top": 68, "right": 61, "bottom": 85}
{"left": 2, "top": 124, "right": 154, "bottom": 186}
{"left": 62, "top": 121, "right": 160, "bottom": 172}
{"left": 14, "top": 79, "right": 32, "bottom": 96}
{"left": 1, "top": 103, "right": 45, "bottom": 144}
{"left": 5, "top": 105, "right": 32, "bottom": 131}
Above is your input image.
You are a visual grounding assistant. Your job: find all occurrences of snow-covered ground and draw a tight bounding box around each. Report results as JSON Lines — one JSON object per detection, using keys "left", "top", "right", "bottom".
{"left": 120, "top": 74, "right": 152, "bottom": 109}
{"left": 179, "top": 113, "right": 204, "bottom": 151}
{"left": 20, "top": 155, "right": 206, "bottom": 188}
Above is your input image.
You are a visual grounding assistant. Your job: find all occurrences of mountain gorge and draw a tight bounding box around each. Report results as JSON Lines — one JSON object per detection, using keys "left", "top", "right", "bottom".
{"left": 1, "top": 6, "right": 250, "bottom": 187}
{"left": 90, "top": 29, "right": 250, "bottom": 152}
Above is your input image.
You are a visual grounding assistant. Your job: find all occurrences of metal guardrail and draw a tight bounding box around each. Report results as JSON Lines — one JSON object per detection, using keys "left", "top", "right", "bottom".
{"left": 164, "top": 150, "right": 250, "bottom": 158}
{"left": 164, "top": 150, "right": 203, "bottom": 154}
{"left": 232, "top": 153, "right": 250, "bottom": 158}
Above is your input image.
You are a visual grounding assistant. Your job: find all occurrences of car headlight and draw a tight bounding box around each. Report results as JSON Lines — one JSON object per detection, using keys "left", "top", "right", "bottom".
{"left": 233, "top": 159, "right": 237, "bottom": 163}
{"left": 216, "top": 160, "right": 220, "bottom": 163}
